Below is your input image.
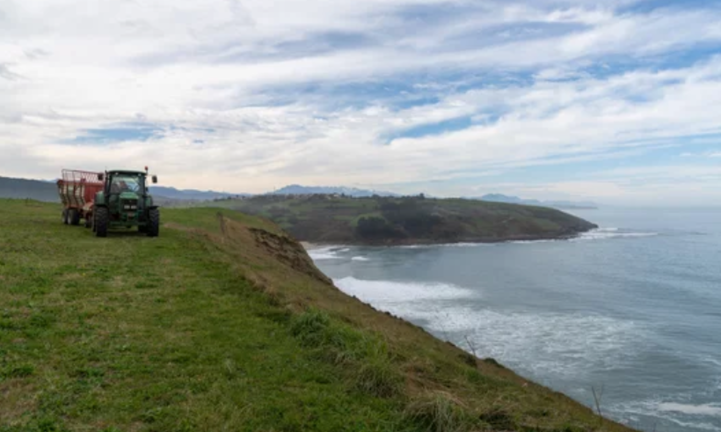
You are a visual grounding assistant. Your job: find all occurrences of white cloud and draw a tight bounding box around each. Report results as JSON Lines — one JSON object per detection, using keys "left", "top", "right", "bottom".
{"left": 1, "top": 0, "right": 721, "bottom": 204}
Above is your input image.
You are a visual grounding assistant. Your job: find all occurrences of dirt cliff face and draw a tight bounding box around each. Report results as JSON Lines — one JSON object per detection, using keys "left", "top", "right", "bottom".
{"left": 249, "top": 227, "right": 333, "bottom": 285}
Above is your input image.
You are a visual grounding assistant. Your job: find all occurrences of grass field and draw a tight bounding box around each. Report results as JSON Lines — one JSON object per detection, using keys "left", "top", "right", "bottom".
{"left": 0, "top": 199, "right": 634, "bottom": 432}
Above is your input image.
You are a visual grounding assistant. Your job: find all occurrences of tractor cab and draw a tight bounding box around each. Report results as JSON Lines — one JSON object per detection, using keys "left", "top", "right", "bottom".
{"left": 105, "top": 171, "right": 148, "bottom": 207}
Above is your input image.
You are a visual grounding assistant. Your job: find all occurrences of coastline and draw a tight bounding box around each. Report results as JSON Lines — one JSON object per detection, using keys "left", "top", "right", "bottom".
{"left": 299, "top": 227, "right": 597, "bottom": 248}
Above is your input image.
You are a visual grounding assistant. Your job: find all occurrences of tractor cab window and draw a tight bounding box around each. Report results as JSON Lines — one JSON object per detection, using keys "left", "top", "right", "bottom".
{"left": 110, "top": 176, "right": 141, "bottom": 194}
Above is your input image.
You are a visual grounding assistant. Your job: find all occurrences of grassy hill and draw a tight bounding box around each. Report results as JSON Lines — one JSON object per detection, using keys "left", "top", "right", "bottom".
{"left": 0, "top": 199, "right": 633, "bottom": 432}
{"left": 208, "top": 195, "right": 597, "bottom": 245}
{"left": 0, "top": 177, "right": 57, "bottom": 202}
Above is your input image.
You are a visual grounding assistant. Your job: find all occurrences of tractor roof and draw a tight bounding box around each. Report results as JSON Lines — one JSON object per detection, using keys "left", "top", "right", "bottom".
{"left": 108, "top": 170, "right": 146, "bottom": 175}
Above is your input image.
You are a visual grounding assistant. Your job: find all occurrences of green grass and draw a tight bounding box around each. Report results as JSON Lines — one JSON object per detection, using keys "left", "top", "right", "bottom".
{"left": 0, "top": 199, "right": 634, "bottom": 432}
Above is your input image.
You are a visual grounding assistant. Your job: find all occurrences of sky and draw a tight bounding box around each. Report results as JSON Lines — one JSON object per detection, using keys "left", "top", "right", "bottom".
{"left": 1, "top": 0, "right": 721, "bottom": 205}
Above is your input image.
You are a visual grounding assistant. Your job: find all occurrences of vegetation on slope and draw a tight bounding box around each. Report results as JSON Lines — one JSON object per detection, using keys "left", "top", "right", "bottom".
{"left": 0, "top": 177, "right": 57, "bottom": 203}
{"left": 0, "top": 199, "right": 631, "bottom": 432}
{"left": 208, "top": 195, "right": 598, "bottom": 245}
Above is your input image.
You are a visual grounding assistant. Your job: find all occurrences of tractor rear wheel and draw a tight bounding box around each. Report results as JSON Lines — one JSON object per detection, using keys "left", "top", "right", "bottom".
{"left": 95, "top": 207, "right": 109, "bottom": 238}
{"left": 147, "top": 208, "right": 159, "bottom": 237}
{"left": 70, "top": 209, "right": 81, "bottom": 226}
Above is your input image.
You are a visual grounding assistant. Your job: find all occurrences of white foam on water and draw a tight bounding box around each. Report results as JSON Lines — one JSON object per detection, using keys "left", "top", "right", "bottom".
{"left": 351, "top": 256, "right": 370, "bottom": 262}
{"left": 572, "top": 228, "right": 658, "bottom": 242}
{"left": 307, "top": 246, "right": 348, "bottom": 260}
{"left": 332, "top": 277, "right": 643, "bottom": 378}
{"left": 658, "top": 403, "right": 721, "bottom": 417}
{"left": 397, "top": 242, "right": 495, "bottom": 249}
{"left": 614, "top": 400, "right": 721, "bottom": 432}
{"left": 499, "top": 228, "right": 657, "bottom": 245}
{"left": 435, "top": 307, "right": 644, "bottom": 377}
{"left": 334, "top": 277, "right": 473, "bottom": 303}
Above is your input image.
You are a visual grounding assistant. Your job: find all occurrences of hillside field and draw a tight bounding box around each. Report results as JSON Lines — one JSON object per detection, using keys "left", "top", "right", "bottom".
{"left": 205, "top": 195, "right": 598, "bottom": 245}
{"left": 0, "top": 199, "right": 633, "bottom": 432}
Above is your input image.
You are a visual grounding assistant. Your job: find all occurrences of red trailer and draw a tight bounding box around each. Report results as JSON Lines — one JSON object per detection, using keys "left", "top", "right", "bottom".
{"left": 57, "top": 169, "right": 104, "bottom": 227}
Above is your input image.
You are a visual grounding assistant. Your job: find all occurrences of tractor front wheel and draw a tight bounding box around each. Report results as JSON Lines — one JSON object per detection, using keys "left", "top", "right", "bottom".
{"left": 70, "top": 209, "right": 81, "bottom": 226}
{"left": 147, "top": 208, "right": 159, "bottom": 237}
{"left": 95, "top": 207, "right": 109, "bottom": 238}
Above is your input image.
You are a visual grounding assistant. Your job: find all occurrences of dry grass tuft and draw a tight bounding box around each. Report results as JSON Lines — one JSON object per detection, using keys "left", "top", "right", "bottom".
{"left": 404, "top": 391, "right": 475, "bottom": 432}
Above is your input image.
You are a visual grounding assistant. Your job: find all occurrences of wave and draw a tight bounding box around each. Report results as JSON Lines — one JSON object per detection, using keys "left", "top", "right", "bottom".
{"left": 334, "top": 277, "right": 473, "bottom": 303}
{"left": 398, "top": 243, "right": 496, "bottom": 249}
{"left": 333, "top": 277, "right": 644, "bottom": 378}
{"left": 351, "top": 256, "right": 370, "bottom": 262}
{"left": 658, "top": 403, "right": 721, "bottom": 417}
{"left": 435, "top": 308, "right": 645, "bottom": 377}
{"left": 503, "top": 228, "right": 658, "bottom": 245}
{"left": 572, "top": 228, "right": 658, "bottom": 242}
{"left": 613, "top": 400, "right": 721, "bottom": 431}
{"left": 307, "top": 246, "right": 349, "bottom": 260}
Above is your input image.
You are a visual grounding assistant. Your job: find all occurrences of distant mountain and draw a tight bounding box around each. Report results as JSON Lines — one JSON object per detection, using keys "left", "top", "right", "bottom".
{"left": 0, "top": 176, "right": 249, "bottom": 203}
{"left": 0, "top": 176, "right": 58, "bottom": 202}
{"left": 270, "top": 184, "right": 399, "bottom": 197}
{"left": 478, "top": 194, "right": 598, "bottom": 210}
{"left": 148, "top": 186, "right": 249, "bottom": 201}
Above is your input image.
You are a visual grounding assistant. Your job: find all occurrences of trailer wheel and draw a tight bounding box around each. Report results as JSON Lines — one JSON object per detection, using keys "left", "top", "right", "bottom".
{"left": 147, "top": 208, "right": 159, "bottom": 237}
{"left": 95, "top": 207, "right": 108, "bottom": 238}
{"left": 84, "top": 216, "right": 92, "bottom": 229}
{"left": 62, "top": 209, "right": 69, "bottom": 225}
{"left": 70, "top": 209, "right": 81, "bottom": 226}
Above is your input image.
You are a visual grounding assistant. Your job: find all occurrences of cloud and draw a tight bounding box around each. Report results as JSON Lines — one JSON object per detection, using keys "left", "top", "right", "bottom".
{"left": 1, "top": 0, "right": 721, "bottom": 204}
{"left": 0, "top": 63, "right": 21, "bottom": 80}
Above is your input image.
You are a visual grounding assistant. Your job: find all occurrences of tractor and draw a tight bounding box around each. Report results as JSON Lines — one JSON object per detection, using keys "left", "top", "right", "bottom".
{"left": 92, "top": 168, "right": 160, "bottom": 238}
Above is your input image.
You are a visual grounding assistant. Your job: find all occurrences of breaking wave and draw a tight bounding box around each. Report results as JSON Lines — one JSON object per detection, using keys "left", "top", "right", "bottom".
{"left": 334, "top": 277, "right": 473, "bottom": 303}
{"left": 613, "top": 399, "right": 721, "bottom": 432}
{"left": 572, "top": 227, "right": 659, "bottom": 241}
{"left": 333, "top": 276, "right": 645, "bottom": 378}
{"left": 307, "top": 246, "right": 348, "bottom": 260}
{"left": 398, "top": 243, "right": 496, "bottom": 249}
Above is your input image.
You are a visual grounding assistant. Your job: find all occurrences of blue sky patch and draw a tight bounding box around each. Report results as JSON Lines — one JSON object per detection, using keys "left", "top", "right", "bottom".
{"left": 69, "top": 123, "right": 163, "bottom": 144}
{"left": 386, "top": 116, "right": 473, "bottom": 142}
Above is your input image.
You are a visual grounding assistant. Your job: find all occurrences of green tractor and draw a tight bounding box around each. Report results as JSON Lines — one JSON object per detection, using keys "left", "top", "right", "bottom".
{"left": 93, "top": 168, "right": 160, "bottom": 238}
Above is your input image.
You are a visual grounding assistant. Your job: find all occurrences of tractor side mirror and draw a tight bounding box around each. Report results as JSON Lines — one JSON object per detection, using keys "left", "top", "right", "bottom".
{"left": 152, "top": 175, "right": 158, "bottom": 184}
{"left": 98, "top": 173, "right": 104, "bottom": 181}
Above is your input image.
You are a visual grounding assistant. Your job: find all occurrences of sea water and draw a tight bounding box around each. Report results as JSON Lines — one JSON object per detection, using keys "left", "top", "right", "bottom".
{"left": 309, "top": 207, "right": 721, "bottom": 432}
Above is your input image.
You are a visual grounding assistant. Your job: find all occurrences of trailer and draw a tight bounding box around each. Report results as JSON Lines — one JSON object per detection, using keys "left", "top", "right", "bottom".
{"left": 57, "top": 169, "right": 104, "bottom": 228}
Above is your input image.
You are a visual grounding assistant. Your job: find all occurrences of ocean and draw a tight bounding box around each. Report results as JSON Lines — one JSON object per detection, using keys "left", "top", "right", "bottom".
{"left": 308, "top": 207, "right": 721, "bottom": 432}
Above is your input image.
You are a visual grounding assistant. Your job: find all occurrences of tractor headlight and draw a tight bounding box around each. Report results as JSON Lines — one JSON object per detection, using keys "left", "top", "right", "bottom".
{"left": 124, "top": 205, "right": 130, "bottom": 209}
